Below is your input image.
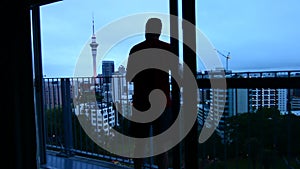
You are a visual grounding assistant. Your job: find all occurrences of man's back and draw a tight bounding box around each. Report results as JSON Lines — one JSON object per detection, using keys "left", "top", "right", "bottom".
{"left": 127, "top": 38, "right": 172, "bottom": 111}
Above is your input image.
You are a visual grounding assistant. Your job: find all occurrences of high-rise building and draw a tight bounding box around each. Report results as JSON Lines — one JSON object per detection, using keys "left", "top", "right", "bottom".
{"left": 291, "top": 98, "right": 300, "bottom": 111}
{"left": 291, "top": 89, "right": 300, "bottom": 111}
{"left": 101, "top": 60, "right": 115, "bottom": 102}
{"left": 198, "top": 68, "right": 248, "bottom": 143}
{"left": 111, "top": 65, "right": 131, "bottom": 102}
{"left": 249, "top": 88, "right": 288, "bottom": 114}
{"left": 277, "top": 89, "right": 288, "bottom": 113}
{"left": 249, "top": 88, "right": 277, "bottom": 111}
{"left": 228, "top": 88, "right": 249, "bottom": 115}
{"left": 102, "top": 60, "right": 115, "bottom": 78}
{"left": 292, "top": 89, "right": 300, "bottom": 97}
{"left": 112, "top": 65, "right": 133, "bottom": 122}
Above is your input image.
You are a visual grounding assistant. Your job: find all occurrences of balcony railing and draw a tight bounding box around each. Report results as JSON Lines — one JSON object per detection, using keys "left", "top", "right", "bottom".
{"left": 43, "top": 70, "right": 300, "bottom": 169}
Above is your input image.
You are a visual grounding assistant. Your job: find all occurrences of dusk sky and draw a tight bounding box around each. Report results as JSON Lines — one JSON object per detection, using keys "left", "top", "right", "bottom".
{"left": 39, "top": 0, "right": 300, "bottom": 78}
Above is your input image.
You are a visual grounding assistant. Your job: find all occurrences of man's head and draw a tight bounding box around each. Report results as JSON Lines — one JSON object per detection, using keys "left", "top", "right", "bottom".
{"left": 145, "top": 18, "right": 162, "bottom": 40}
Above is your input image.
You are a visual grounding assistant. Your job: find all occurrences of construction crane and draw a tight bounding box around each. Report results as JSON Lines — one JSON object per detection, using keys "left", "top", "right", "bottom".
{"left": 215, "top": 49, "right": 231, "bottom": 71}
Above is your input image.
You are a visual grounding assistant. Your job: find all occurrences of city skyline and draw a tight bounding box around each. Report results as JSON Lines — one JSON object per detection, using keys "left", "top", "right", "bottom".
{"left": 40, "top": 0, "right": 300, "bottom": 78}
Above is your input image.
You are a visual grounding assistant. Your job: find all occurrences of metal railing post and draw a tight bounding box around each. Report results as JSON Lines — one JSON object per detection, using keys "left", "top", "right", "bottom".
{"left": 60, "top": 78, "right": 74, "bottom": 157}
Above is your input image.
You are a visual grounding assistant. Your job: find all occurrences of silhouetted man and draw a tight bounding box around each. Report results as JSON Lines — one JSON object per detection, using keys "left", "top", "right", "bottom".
{"left": 126, "top": 17, "right": 178, "bottom": 169}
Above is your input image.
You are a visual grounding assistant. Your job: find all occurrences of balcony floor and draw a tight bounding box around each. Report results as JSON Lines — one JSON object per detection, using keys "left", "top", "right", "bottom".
{"left": 41, "top": 150, "right": 133, "bottom": 169}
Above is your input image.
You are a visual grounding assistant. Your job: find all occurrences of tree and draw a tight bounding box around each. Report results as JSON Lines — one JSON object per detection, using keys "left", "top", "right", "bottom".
{"left": 226, "top": 107, "right": 294, "bottom": 168}
{"left": 244, "top": 137, "right": 261, "bottom": 169}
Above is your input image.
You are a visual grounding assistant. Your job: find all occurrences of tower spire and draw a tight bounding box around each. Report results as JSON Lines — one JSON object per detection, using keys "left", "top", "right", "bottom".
{"left": 90, "top": 13, "right": 99, "bottom": 77}
{"left": 92, "top": 12, "right": 95, "bottom": 35}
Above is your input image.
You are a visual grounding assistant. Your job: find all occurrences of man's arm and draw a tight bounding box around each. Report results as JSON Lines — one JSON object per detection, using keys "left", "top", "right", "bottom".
{"left": 125, "top": 49, "right": 134, "bottom": 83}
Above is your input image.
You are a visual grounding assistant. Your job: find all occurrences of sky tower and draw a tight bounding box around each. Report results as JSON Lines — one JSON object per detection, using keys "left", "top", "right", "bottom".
{"left": 90, "top": 16, "right": 99, "bottom": 77}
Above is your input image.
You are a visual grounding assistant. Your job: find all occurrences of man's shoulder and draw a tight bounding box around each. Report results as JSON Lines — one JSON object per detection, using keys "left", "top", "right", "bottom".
{"left": 130, "top": 41, "right": 147, "bottom": 53}
{"left": 129, "top": 39, "right": 171, "bottom": 54}
{"left": 157, "top": 40, "right": 171, "bottom": 49}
